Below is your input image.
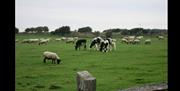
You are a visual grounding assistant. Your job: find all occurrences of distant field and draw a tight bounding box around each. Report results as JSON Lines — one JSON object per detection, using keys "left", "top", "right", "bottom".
{"left": 15, "top": 34, "right": 167, "bottom": 91}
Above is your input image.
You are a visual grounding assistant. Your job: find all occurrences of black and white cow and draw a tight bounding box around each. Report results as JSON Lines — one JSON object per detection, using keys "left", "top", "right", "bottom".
{"left": 100, "top": 37, "right": 117, "bottom": 52}
{"left": 90, "top": 37, "right": 103, "bottom": 50}
{"left": 99, "top": 39, "right": 110, "bottom": 52}
{"left": 75, "top": 39, "right": 87, "bottom": 50}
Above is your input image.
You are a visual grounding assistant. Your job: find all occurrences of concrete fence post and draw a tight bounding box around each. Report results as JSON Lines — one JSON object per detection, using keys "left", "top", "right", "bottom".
{"left": 77, "top": 71, "right": 96, "bottom": 91}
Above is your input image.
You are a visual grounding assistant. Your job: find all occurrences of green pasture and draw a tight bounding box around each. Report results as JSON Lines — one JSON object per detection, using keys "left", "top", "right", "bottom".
{"left": 15, "top": 34, "right": 167, "bottom": 91}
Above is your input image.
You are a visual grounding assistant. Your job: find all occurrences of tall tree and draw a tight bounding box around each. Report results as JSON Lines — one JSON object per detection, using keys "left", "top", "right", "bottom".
{"left": 78, "top": 26, "right": 92, "bottom": 33}
{"left": 130, "top": 28, "right": 143, "bottom": 35}
{"left": 25, "top": 28, "right": 31, "bottom": 33}
{"left": 24, "top": 26, "right": 49, "bottom": 33}
{"left": 93, "top": 31, "right": 100, "bottom": 37}
{"left": 105, "top": 31, "right": 112, "bottom": 38}
{"left": 36, "top": 27, "right": 43, "bottom": 33}
{"left": 54, "top": 26, "right": 71, "bottom": 36}
{"left": 43, "top": 26, "right": 49, "bottom": 32}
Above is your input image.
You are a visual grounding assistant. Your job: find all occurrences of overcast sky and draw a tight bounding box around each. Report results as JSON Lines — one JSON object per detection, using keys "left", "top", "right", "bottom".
{"left": 15, "top": 0, "right": 167, "bottom": 32}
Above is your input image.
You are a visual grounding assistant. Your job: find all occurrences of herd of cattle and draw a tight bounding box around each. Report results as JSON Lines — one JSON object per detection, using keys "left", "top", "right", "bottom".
{"left": 74, "top": 37, "right": 117, "bottom": 52}
{"left": 16, "top": 35, "right": 165, "bottom": 64}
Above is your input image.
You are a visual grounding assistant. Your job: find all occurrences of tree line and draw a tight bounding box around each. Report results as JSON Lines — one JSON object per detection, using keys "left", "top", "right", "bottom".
{"left": 15, "top": 26, "right": 167, "bottom": 37}
{"left": 103, "top": 28, "right": 167, "bottom": 37}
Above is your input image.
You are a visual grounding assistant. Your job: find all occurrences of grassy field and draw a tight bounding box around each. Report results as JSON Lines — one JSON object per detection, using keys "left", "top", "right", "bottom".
{"left": 15, "top": 34, "right": 167, "bottom": 91}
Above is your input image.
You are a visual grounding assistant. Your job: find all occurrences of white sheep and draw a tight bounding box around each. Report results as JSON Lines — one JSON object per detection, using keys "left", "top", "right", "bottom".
{"left": 39, "top": 40, "right": 48, "bottom": 45}
{"left": 128, "top": 36, "right": 135, "bottom": 39}
{"left": 128, "top": 39, "right": 134, "bottom": 44}
{"left": 21, "top": 39, "right": 30, "bottom": 43}
{"left": 144, "top": 39, "right": 151, "bottom": 44}
{"left": 133, "top": 39, "right": 140, "bottom": 44}
{"left": 66, "top": 37, "right": 75, "bottom": 43}
{"left": 136, "top": 36, "right": 143, "bottom": 40}
{"left": 123, "top": 36, "right": 129, "bottom": 40}
{"left": 55, "top": 38, "right": 62, "bottom": 41}
{"left": 157, "top": 36, "right": 164, "bottom": 40}
{"left": 27, "top": 39, "right": 39, "bottom": 43}
{"left": 121, "top": 38, "right": 128, "bottom": 44}
{"left": 42, "top": 51, "right": 61, "bottom": 64}
{"left": 21, "top": 38, "right": 39, "bottom": 44}
{"left": 125, "top": 36, "right": 136, "bottom": 44}
{"left": 61, "top": 37, "right": 67, "bottom": 41}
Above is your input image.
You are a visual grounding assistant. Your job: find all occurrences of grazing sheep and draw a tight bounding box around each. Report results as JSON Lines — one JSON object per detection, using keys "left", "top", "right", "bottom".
{"left": 132, "top": 39, "right": 140, "bottom": 44}
{"left": 66, "top": 37, "right": 75, "bottom": 44}
{"left": 123, "top": 36, "right": 129, "bottom": 40}
{"left": 42, "top": 51, "right": 61, "bottom": 64}
{"left": 144, "top": 39, "right": 151, "bottom": 45}
{"left": 28, "top": 39, "right": 40, "bottom": 43}
{"left": 122, "top": 36, "right": 136, "bottom": 44}
{"left": 127, "top": 39, "right": 134, "bottom": 44}
{"left": 61, "top": 37, "right": 67, "bottom": 41}
{"left": 121, "top": 38, "right": 128, "bottom": 44}
{"left": 21, "top": 39, "right": 30, "bottom": 43}
{"left": 128, "top": 36, "right": 135, "bottom": 39}
{"left": 136, "top": 36, "right": 144, "bottom": 40}
{"left": 157, "top": 36, "right": 164, "bottom": 40}
{"left": 55, "top": 38, "right": 62, "bottom": 41}
{"left": 39, "top": 40, "right": 48, "bottom": 45}
{"left": 21, "top": 39, "right": 39, "bottom": 44}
